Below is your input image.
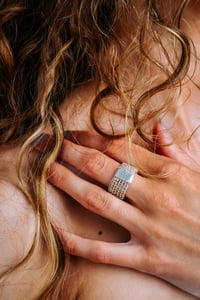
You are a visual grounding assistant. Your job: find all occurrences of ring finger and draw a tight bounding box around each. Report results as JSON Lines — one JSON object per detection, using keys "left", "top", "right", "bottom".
{"left": 58, "top": 139, "right": 153, "bottom": 210}
{"left": 48, "top": 161, "right": 149, "bottom": 238}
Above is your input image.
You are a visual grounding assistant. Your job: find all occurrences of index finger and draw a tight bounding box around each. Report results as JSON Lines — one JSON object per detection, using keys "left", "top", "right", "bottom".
{"left": 65, "top": 131, "right": 172, "bottom": 176}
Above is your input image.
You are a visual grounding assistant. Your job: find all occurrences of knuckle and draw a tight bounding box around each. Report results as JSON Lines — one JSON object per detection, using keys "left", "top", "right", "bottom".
{"left": 49, "top": 164, "right": 65, "bottom": 185}
{"left": 86, "top": 150, "right": 107, "bottom": 175}
{"left": 91, "top": 244, "right": 110, "bottom": 264}
{"left": 140, "top": 247, "right": 165, "bottom": 276}
{"left": 56, "top": 172, "right": 66, "bottom": 185}
{"left": 56, "top": 170, "right": 69, "bottom": 186}
{"left": 156, "top": 162, "right": 166, "bottom": 175}
{"left": 158, "top": 160, "right": 174, "bottom": 176}
{"left": 149, "top": 252, "right": 170, "bottom": 277}
{"left": 63, "top": 235, "right": 79, "bottom": 255}
{"left": 153, "top": 189, "right": 180, "bottom": 215}
{"left": 162, "top": 160, "right": 181, "bottom": 178}
{"left": 170, "top": 164, "right": 199, "bottom": 193}
{"left": 176, "top": 164, "right": 191, "bottom": 183}
{"left": 84, "top": 189, "right": 111, "bottom": 212}
{"left": 108, "top": 139, "right": 125, "bottom": 156}
{"left": 136, "top": 248, "right": 152, "bottom": 273}
{"left": 153, "top": 189, "right": 169, "bottom": 206}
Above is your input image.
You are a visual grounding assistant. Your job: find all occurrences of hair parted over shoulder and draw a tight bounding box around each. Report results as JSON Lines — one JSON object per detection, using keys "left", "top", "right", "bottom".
{"left": 0, "top": 0, "right": 193, "bottom": 298}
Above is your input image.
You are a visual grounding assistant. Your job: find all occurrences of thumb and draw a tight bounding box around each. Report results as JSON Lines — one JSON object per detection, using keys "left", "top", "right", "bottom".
{"left": 154, "top": 122, "right": 197, "bottom": 169}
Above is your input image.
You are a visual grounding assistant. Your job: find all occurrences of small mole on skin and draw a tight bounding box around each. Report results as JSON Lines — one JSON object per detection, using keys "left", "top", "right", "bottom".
{"left": 98, "top": 231, "right": 103, "bottom": 236}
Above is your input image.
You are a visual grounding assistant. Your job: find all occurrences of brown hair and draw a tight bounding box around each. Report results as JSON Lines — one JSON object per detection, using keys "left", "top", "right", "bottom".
{"left": 0, "top": 0, "right": 193, "bottom": 298}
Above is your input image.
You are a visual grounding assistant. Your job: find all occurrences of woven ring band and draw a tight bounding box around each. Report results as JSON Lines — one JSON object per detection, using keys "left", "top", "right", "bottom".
{"left": 108, "top": 163, "right": 138, "bottom": 200}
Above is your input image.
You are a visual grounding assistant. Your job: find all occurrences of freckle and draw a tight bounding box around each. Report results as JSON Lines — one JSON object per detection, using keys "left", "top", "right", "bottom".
{"left": 98, "top": 231, "right": 103, "bottom": 236}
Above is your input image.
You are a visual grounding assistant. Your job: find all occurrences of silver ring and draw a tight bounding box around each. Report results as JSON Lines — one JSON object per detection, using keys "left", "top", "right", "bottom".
{"left": 108, "top": 163, "right": 138, "bottom": 200}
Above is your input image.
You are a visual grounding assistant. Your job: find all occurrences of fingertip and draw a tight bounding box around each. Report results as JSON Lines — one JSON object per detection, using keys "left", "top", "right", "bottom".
{"left": 154, "top": 122, "right": 173, "bottom": 145}
{"left": 153, "top": 122, "right": 176, "bottom": 158}
{"left": 64, "top": 130, "right": 109, "bottom": 150}
{"left": 55, "top": 228, "right": 77, "bottom": 255}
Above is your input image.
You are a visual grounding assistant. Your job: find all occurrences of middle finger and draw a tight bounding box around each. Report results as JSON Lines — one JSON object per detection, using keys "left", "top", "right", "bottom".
{"left": 49, "top": 160, "right": 148, "bottom": 238}
{"left": 58, "top": 139, "right": 153, "bottom": 210}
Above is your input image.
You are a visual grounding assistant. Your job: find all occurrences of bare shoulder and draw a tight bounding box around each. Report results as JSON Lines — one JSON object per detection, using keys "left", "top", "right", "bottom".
{"left": 0, "top": 179, "right": 35, "bottom": 274}
{"left": 0, "top": 179, "right": 44, "bottom": 299}
{"left": 77, "top": 259, "right": 197, "bottom": 300}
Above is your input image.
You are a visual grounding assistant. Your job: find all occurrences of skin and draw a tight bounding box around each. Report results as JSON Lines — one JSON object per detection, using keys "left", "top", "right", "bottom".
{"left": 44, "top": 3, "right": 200, "bottom": 297}
{"left": 0, "top": 90, "right": 198, "bottom": 299}
{"left": 1, "top": 137, "right": 197, "bottom": 300}
{"left": 1, "top": 2, "right": 200, "bottom": 299}
{"left": 48, "top": 129, "right": 200, "bottom": 297}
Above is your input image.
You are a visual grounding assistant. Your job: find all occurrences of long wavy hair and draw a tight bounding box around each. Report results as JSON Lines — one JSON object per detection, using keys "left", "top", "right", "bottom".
{"left": 0, "top": 0, "right": 193, "bottom": 298}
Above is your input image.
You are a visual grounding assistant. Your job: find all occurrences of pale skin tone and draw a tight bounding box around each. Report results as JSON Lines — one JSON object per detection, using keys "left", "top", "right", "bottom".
{"left": 1, "top": 94, "right": 198, "bottom": 299}
{"left": 1, "top": 3, "right": 200, "bottom": 299}
{"left": 48, "top": 129, "right": 200, "bottom": 297}
{"left": 48, "top": 3, "right": 200, "bottom": 298}
{"left": 1, "top": 91, "right": 199, "bottom": 299}
{"left": 1, "top": 114, "right": 197, "bottom": 299}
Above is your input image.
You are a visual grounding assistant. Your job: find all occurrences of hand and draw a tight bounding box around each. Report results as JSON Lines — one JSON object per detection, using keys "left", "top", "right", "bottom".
{"left": 47, "top": 130, "right": 200, "bottom": 297}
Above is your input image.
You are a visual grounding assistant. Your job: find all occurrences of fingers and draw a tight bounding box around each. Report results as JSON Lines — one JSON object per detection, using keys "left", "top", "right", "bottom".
{"left": 59, "top": 139, "right": 120, "bottom": 186}
{"left": 58, "top": 139, "right": 151, "bottom": 209}
{"left": 65, "top": 131, "right": 173, "bottom": 176}
{"left": 57, "top": 229, "right": 145, "bottom": 270}
{"left": 43, "top": 132, "right": 181, "bottom": 213}
{"left": 49, "top": 161, "right": 148, "bottom": 237}
{"left": 155, "top": 123, "right": 200, "bottom": 171}
{"left": 57, "top": 229, "right": 165, "bottom": 277}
